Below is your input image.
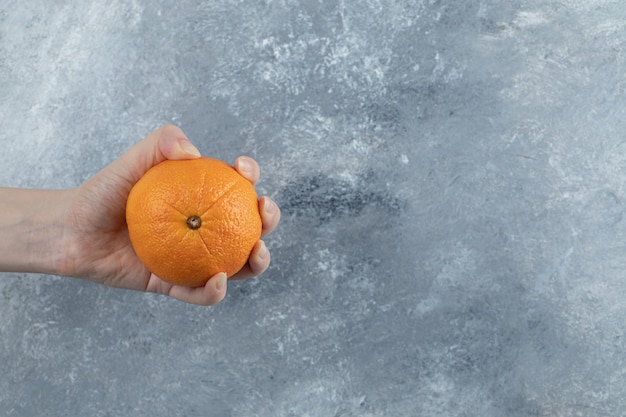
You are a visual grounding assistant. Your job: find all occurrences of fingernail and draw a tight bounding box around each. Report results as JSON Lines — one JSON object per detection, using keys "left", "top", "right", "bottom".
{"left": 258, "top": 241, "right": 269, "bottom": 260}
{"left": 178, "top": 138, "right": 202, "bottom": 157}
{"left": 237, "top": 157, "right": 253, "bottom": 176}
{"left": 263, "top": 198, "right": 277, "bottom": 216}
{"left": 215, "top": 273, "right": 227, "bottom": 291}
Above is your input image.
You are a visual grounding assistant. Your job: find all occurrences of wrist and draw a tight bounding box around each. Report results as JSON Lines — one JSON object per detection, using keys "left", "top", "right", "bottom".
{"left": 0, "top": 187, "right": 75, "bottom": 276}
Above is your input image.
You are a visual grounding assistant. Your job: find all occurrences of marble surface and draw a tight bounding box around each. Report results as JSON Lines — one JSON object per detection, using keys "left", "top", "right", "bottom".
{"left": 2, "top": 1, "right": 626, "bottom": 415}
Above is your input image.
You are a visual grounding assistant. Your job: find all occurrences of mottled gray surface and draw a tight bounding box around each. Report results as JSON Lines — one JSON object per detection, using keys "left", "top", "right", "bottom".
{"left": 1, "top": 0, "right": 626, "bottom": 415}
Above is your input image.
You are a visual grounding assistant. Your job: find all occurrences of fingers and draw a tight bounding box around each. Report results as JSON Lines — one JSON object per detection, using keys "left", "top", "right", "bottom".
{"left": 165, "top": 273, "right": 228, "bottom": 306}
{"left": 113, "top": 124, "right": 202, "bottom": 187}
{"left": 228, "top": 197, "right": 279, "bottom": 280}
{"left": 234, "top": 156, "right": 260, "bottom": 185}
{"left": 259, "top": 196, "right": 281, "bottom": 237}
{"left": 234, "top": 156, "right": 280, "bottom": 236}
{"left": 149, "top": 238, "right": 274, "bottom": 303}
{"left": 227, "top": 193, "right": 279, "bottom": 281}
{"left": 230, "top": 240, "right": 270, "bottom": 280}
{"left": 158, "top": 127, "right": 202, "bottom": 160}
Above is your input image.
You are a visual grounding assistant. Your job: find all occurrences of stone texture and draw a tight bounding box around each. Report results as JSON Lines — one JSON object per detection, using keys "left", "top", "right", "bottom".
{"left": 2, "top": 1, "right": 626, "bottom": 415}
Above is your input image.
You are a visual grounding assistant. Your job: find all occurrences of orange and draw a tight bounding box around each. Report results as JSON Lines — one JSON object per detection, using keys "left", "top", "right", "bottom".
{"left": 125, "top": 157, "right": 262, "bottom": 287}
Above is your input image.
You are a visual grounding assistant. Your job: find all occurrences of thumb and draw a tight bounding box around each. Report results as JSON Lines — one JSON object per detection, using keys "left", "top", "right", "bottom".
{"left": 114, "top": 124, "right": 201, "bottom": 186}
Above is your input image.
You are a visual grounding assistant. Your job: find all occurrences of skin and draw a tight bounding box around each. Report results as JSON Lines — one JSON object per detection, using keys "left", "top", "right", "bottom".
{"left": 0, "top": 124, "right": 281, "bottom": 306}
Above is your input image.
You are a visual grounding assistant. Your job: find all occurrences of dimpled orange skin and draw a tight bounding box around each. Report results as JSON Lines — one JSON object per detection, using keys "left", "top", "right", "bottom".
{"left": 125, "top": 157, "right": 262, "bottom": 287}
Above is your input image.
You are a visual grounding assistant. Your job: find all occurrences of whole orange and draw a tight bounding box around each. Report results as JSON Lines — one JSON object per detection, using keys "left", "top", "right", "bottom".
{"left": 125, "top": 157, "right": 262, "bottom": 287}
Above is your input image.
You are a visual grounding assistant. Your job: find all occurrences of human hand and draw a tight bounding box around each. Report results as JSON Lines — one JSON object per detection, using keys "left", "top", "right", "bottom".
{"left": 61, "top": 125, "right": 280, "bottom": 305}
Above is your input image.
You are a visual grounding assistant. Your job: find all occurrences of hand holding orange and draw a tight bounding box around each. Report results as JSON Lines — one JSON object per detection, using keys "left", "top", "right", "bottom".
{"left": 125, "top": 157, "right": 263, "bottom": 287}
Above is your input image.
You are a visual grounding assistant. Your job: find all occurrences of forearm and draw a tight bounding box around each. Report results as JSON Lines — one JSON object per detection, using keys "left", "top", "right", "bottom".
{"left": 0, "top": 187, "right": 72, "bottom": 275}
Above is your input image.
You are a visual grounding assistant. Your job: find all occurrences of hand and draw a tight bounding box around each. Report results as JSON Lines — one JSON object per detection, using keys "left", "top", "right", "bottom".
{"left": 61, "top": 125, "right": 280, "bottom": 305}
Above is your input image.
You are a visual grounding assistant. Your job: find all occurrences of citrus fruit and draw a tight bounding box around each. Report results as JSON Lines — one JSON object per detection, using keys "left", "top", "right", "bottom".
{"left": 125, "top": 157, "right": 262, "bottom": 287}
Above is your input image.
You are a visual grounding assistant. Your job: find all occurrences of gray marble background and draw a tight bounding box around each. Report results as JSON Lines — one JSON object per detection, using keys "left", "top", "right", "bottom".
{"left": 1, "top": 0, "right": 626, "bottom": 415}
